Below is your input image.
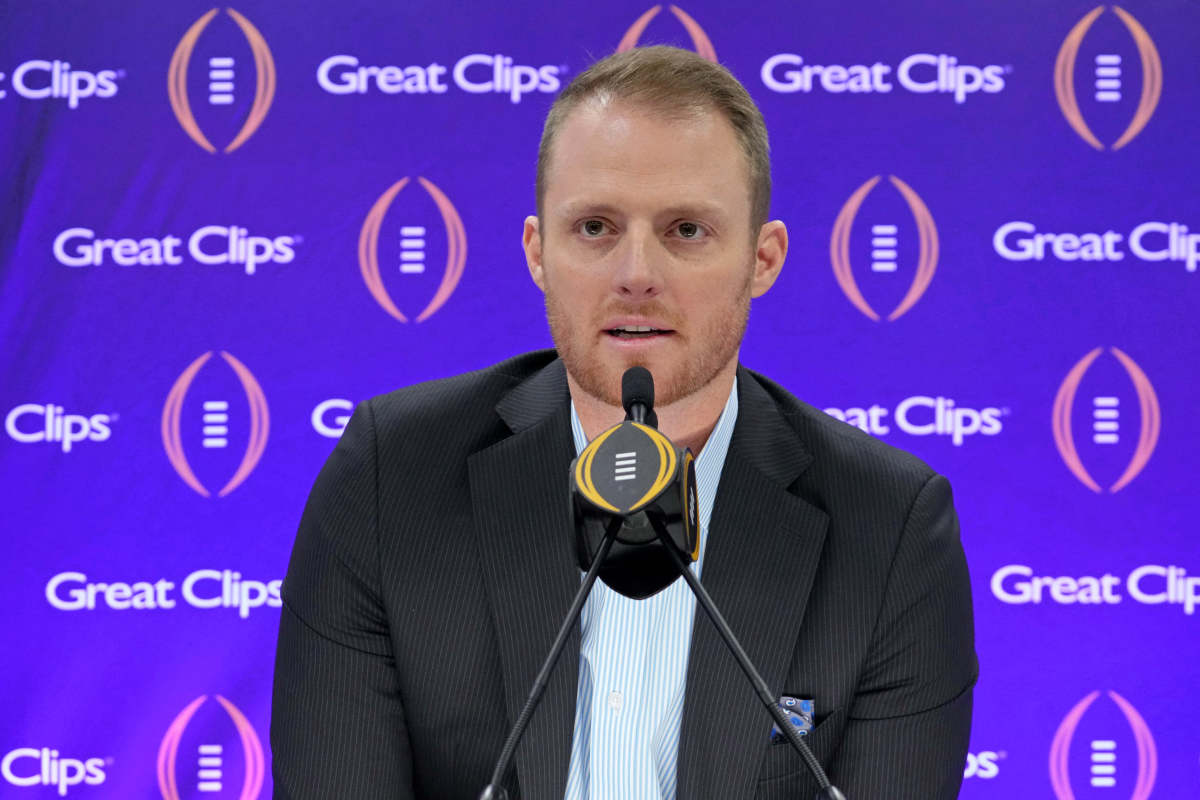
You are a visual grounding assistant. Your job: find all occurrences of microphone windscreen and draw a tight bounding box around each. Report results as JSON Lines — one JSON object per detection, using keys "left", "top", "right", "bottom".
{"left": 622, "top": 367, "right": 655, "bottom": 416}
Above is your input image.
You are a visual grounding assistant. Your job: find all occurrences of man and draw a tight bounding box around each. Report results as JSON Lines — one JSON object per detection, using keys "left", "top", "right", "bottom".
{"left": 272, "top": 46, "right": 976, "bottom": 799}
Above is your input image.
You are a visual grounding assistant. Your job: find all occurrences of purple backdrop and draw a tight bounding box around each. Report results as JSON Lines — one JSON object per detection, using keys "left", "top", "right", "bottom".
{"left": 2, "top": 0, "right": 1198, "bottom": 796}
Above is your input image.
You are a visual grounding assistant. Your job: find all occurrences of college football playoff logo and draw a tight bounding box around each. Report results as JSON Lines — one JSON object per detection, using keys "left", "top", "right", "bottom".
{"left": 618, "top": 6, "right": 717, "bottom": 62}
{"left": 358, "top": 177, "right": 467, "bottom": 323}
{"left": 162, "top": 351, "right": 269, "bottom": 497}
{"left": 1049, "top": 690, "right": 1156, "bottom": 799}
{"left": 1054, "top": 6, "right": 1162, "bottom": 150}
{"left": 830, "top": 175, "right": 939, "bottom": 322}
{"left": 1051, "top": 346, "right": 1159, "bottom": 493}
{"left": 158, "top": 694, "right": 264, "bottom": 799}
{"left": 168, "top": 8, "right": 276, "bottom": 153}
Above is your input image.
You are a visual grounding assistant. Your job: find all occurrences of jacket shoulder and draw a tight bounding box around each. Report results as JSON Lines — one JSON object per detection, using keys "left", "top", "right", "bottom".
{"left": 365, "top": 349, "right": 557, "bottom": 452}
{"left": 744, "top": 369, "right": 938, "bottom": 498}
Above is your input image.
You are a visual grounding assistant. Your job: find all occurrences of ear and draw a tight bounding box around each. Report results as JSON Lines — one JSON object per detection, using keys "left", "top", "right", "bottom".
{"left": 523, "top": 215, "right": 546, "bottom": 292}
{"left": 750, "top": 220, "right": 787, "bottom": 298}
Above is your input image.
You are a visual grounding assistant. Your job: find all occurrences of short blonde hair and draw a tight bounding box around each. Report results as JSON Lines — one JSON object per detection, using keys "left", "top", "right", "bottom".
{"left": 536, "top": 46, "right": 771, "bottom": 227}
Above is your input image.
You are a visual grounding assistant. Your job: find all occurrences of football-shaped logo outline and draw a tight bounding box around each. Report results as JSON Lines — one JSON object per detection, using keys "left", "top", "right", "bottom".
{"left": 618, "top": 5, "right": 717, "bottom": 62}
{"left": 1048, "top": 689, "right": 1156, "bottom": 799}
{"left": 1051, "top": 346, "right": 1160, "bottom": 493}
{"left": 157, "top": 694, "right": 264, "bottom": 800}
{"left": 161, "top": 350, "right": 269, "bottom": 498}
{"left": 830, "top": 175, "right": 939, "bottom": 322}
{"left": 358, "top": 176, "right": 467, "bottom": 323}
{"left": 1054, "top": 6, "right": 1162, "bottom": 151}
{"left": 168, "top": 8, "right": 277, "bottom": 154}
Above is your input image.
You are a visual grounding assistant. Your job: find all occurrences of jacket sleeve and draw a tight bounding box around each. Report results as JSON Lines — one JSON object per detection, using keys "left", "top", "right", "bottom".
{"left": 271, "top": 400, "right": 415, "bottom": 799}
{"left": 827, "top": 473, "right": 978, "bottom": 798}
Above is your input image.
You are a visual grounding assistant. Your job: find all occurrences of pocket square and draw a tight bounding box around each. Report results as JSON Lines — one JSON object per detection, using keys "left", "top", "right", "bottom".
{"left": 770, "top": 695, "right": 814, "bottom": 742}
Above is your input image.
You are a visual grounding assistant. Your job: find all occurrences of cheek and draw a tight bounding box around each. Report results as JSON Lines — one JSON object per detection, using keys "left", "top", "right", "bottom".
{"left": 544, "top": 258, "right": 608, "bottom": 298}
{"left": 687, "top": 267, "right": 752, "bottom": 306}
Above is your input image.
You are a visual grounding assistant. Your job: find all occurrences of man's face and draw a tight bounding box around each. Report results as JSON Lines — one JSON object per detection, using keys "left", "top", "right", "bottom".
{"left": 525, "top": 99, "right": 783, "bottom": 408}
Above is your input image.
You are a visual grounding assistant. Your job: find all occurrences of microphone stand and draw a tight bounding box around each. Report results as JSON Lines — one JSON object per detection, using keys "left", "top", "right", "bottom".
{"left": 478, "top": 517, "right": 622, "bottom": 800}
{"left": 655, "top": 518, "right": 847, "bottom": 800}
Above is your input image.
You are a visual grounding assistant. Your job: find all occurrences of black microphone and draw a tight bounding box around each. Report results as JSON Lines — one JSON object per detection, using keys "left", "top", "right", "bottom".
{"left": 622, "top": 365, "right": 658, "bottom": 428}
{"left": 573, "top": 368, "right": 696, "bottom": 598}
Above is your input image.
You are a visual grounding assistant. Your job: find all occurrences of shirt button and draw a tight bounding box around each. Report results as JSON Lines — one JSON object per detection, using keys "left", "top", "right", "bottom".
{"left": 608, "top": 691, "right": 623, "bottom": 712}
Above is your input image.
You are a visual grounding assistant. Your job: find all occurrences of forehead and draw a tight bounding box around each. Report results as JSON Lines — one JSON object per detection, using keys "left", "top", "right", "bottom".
{"left": 543, "top": 99, "right": 751, "bottom": 216}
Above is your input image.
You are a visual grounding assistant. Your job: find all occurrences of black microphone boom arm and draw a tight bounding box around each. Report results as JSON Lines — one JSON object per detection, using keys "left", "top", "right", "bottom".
{"left": 478, "top": 518, "right": 622, "bottom": 800}
{"left": 480, "top": 367, "right": 843, "bottom": 800}
{"left": 653, "top": 516, "right": 847, "bottom": 800}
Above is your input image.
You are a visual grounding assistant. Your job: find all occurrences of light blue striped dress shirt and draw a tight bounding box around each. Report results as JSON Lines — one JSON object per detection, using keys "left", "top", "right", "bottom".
{"left": 563, "top": 379, "right": 739, "bottom": 800}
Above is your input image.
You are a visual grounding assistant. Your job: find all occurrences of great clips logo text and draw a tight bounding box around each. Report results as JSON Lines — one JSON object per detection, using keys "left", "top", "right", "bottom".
{"left": 763, "top": 52, "right": 1009, "bottom": 103}
{"left": 318, "top": 53, "right": 561, "bottom": 104}
{"left": 53, "top": 226, "right": 297, "bottom": 275}
{"left": 992, "top": 564, "right": 1199, "bottom": 616}
{"left": 2, "top": 748, "right": 107, "bottom": 796}
{"left": 46, "top": 569, "right": 281, "bottom": 619}
{"left": 312, "top": 399, "right": 353, "bottom": 438}
{"left": 825, "top": 396, "right": 1006, "bottom": 446}
{"left": 963, "top": 751, "right": 1003, "bottom": 780}
{"left": 994, "top": 220, "right": 1200, "bottom": 273}
{"left": 0, "top": 60, "right": 123, "bottom": 108}
{"left": 5, "top": 404, "right": 114, "bottom": 453}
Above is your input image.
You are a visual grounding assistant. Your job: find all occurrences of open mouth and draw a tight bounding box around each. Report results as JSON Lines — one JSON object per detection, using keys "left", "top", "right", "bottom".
{"left": 605, "top": 325, "right": 673, "bottom": 339}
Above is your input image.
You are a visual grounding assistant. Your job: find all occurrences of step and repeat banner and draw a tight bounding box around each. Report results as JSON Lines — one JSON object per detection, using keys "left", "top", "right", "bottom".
{"left": 2, "top": 0, "right": 1197, "bottom": 796}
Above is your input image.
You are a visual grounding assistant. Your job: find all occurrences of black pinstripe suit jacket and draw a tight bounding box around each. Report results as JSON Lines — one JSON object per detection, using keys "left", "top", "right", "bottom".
{"left": 272, "top": 350, "right": 977, "bottom": 799}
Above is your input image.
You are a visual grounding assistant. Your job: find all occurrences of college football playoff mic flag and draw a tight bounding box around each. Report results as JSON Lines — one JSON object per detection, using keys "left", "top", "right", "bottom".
{"left": 572, "top": 368, "right": 698, "bottom": 598}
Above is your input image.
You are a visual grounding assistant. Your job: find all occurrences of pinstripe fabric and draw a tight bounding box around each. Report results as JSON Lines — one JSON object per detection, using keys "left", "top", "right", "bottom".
{"left": 675, "top": 372, "right": 976, "bottom": 799}
{"left": 563, "top": 381, "right": 738, "bottom": 800}
{"left": 271, "top": 351, "right": 976, "bottom": 800}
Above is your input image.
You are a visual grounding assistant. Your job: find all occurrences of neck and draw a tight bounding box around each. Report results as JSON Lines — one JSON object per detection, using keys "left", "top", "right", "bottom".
{"left": 568, "top": 359, "right": 738, "bottom": 455}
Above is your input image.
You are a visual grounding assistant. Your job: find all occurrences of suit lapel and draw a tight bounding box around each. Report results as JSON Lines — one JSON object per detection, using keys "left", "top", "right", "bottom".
{"left": 469, "top": 360, "right": 579, "bottom": 800}
{"left": 677, "top": 370, "right": 831, "bottom": 798}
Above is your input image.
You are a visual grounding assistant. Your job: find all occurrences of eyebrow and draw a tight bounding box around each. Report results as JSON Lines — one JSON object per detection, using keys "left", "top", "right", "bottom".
{"left": 555, "top": 200, "right": 730, "bottom": 221}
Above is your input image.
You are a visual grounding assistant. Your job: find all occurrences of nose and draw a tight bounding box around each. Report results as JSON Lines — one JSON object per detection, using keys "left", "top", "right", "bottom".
{"left": 611, "top": 224, "right": 663, "bottom": 298}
